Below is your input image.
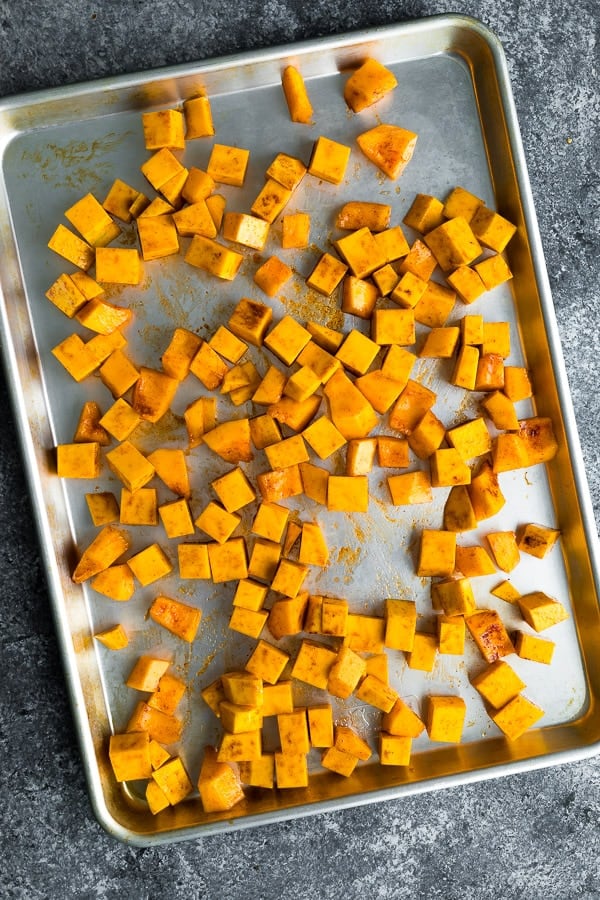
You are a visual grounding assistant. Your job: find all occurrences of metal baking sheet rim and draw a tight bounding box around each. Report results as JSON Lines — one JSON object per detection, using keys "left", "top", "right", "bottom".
{"left": 0, "top": 14, "right": 599, "bottom": 847}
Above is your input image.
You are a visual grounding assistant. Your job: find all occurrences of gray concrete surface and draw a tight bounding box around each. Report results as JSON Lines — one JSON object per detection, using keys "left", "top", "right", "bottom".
{"left": 0, "top": 1, "right": 599, "bottom": 897}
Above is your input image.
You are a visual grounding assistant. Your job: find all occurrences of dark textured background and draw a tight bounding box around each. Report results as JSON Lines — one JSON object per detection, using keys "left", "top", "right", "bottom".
{"left": 0, "top": 1, "right": 599, "bottom": 897}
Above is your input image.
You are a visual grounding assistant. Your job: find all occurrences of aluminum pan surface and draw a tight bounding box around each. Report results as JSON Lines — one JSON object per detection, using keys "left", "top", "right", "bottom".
{"left": 0, "top": 15, "right": 599, "bottom": 845}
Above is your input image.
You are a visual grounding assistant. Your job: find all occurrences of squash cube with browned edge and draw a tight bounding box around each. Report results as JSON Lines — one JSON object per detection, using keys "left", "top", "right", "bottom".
{"left": 388, "top": 379, "right": 436, "bottom": 435}
{"left": 467, "top": 461, "right": 505, "bottom": 521}
{"left": 72, "top": 525, "right": 130, "bottom": 584}
{"left": 109, "top": 732, "right": 152, "bottom": 782}
{"left": 45, "top": 273, "right": 89, "bottom": 319}
{"left": 127, "top": 543, "right": 173, "bottom": 587}
{"left": 426, "top": 695, "right": 466, "bottom": 743}
{"left": 281, "top": 65, "right": 313, "bottom": 124}
{"left": 466, "top": 609, "right": 515, "bottom": 662}
{"left": 267, "top": 152, "right": 307, "bottom": 191}
{"left": 132, "top": 366, "right": 178, "bottom": 424}
{"left": 256, "top": 465, "right": 303, "bottom": 503}
{"left": 471, "top": 660, "right": 526, "bottom": 710}
{"left": 407, "top": 410, "right": 446, "bottom": 460}
{"left": 149, "top": 595, "right": 202, "bottom": 643}
{"left": 486, "top": 531, "right": 520, "bottom": 572}
{"left": 203, "top": 418, "right": 254, "bottom": 464}
{"left": 185, "top": 235, "right": 244, "bottom": 280}
{"left": 337, "top": 200, "right": 391, "bottom": 232}
{"left": 309, "top": 136, "right": 351, "bottom": 184}
{"left": 251, "top": 178, "right": 293, "bottom": 224}
{"left": 76, "top": 295, "right": 132, "bottom": 335}
{"left": 197, "top": 746, "right": 244, "bottom": 813}
{"left": 357, "top": 124, "right": 418, "bottom": 180}
{"left": 126, "top": 701, "right": 182, "bottom": 745}
{"left": 246, "top": 640, "right": 290, "bottom": 685}
{"left": 516, "top": 523, "right": 561, "bottom": 558}
{"left": 377, "top": 436, "right": 410, "bottom": 468}
{"left": 417, "top": 529, "right": 456, "bottom": 577}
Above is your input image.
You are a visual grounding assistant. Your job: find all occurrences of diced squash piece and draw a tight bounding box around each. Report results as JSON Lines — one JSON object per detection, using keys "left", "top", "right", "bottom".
{"left": 388, "top": 379, "right": 436, "bottom": 435}
{"left": 149, "top": 595, "right": 202, "bottom": 643}
{"left": 514, "top": 631, "right": 555, "bottom": 665}
{"left": 455, "top": 545, "right": 496, "bottom": 577}
{"left": 152, "top": 757, "right": 193, "bottom": 806}
{"left": 403, "top": 193, "right": 444, "bottom": 233}
{"left": 282, "top": 211, "right": 311, "bottom": 249}
{"left": 327, "top": 647, "right": 366, "bottom": 699}
{"left": 248, "top": 538, "right": 282, "bottom": 583}
{"left": 222, "top": 212, "right": 269, "bottom": 250}
{"left": 307, "top": 704, "right": 334, "bottom": 748}
{"left": 446, "top": 417, "right": 491, "bottom": 462}
{"left": 256, "top": 465, "right": 303, "bottom": 502}
{"left": 221, "top": 672, "right": 263, "bottom": 706}
{"left": 466, "top": 610, "right": 515, "bottom": 662}
{"left": 371, "top": 308, "right": 415, "bottom": 346}
{"left": 443, "top": 484, "right": 477, "bottom": 532}
{"left": 262, "top": 682, "right": 294, "bottom": 717}
{"left": 299, "top": 461, "right": 329, "bottom": 505}
{"left": 267, "top": 152, "right": 307, "bottom": 190}
{"left": 471, "top": 660, "right": 526, "bottom": 710}
{"left": 344, "top": 614, "right": 385, "bottom": 653}
{"left": 480, "top": 390, "right": 520, "bottom": 431}
{"left": 419, "top": 326, "right": 460, "bottom": 358}
{"left": 197, "top": 746, "right": 244, "bottom": 812}
{"left": 356, "top": 123, "right": 418, "bottom": 179}
{"left": 137, "top": 214, "right": 179, "bottom": 260}
{"left": 374, "top": 225, "right": 411, "bottom": 263}
{"left": 424, "top": 216, "right": 482, "bottom": 272}
{"left": 443, "top": 186, "right": 483, "bottom": 222}
{"left": 406, "top": 633, "right": 437, "bottom": 672}
{"left": 413, "top": 281, "right": 456, "bottom": 328}
{"left": 430, "top": 448, "right": 471, "bottom": 488}
{"left": 327, "top": 475, "right": 369, "bottom": 513}
{"left": 238, "top": 755, "right": 275, "bottom": 790}
{"left": 48, "top": 224, "right": 95, "bottom": 270}
{"left": 387, "top": 470, "right": 432, "bottom": 505}
{"left": 207, "top": 537, "right": 248, "bottom": 583}
{"left": 336, "top": 329, "right": 380, "bottom": 375}
{"left": 158, "top": 497, "right": 195, "bottom": 539}
{"left": 56, "top": 442, "right": 101, "bottom": 479}
{"left": 254, "top": 255, "right": 293, "bottom": 297}
{"left": 274, "top": 752, "right": 308, "bottom": 788}
{"left": 103, "top": 178, "right": 144, "bottom": 223}
{"left": 337, "top": 201, "right": 391, "bottom": 232}
{"left": 203, "top": 418, "right": 253, "bottom": 463}
{"left": 451, "top": 344, "right": 480, "bottom": 391}
{"left": 85, "top": 491, "right": 119, "bottom": 526}
{"left": 185, "top": 234, "right": 243, "bottom": 280}
{"left": 251, "top": 502, "right": 289, "bottom": 543}
{"left": 172, "top": 201, "right": 217, "bottom": 239}
{"left": 503, "top": 366, "right": 533, "bottom": 402}
{"left": 306, "top": 252, "right": 348, "bottom": 297}
{"left": 126, "top": 702, "right": 182, "bottom": 744}
{"left": 96, "top": 247, "right": 142, "bottom": 284}
{"left": 491, "top": 580, "right": 522, "bottom": 603}
{"left": 344, "top": 57, "right": 397, "bottom": 112}
{"left": 178, "top": 543, "right": 211, "bottom": 580}
{"left": 516, "top": 523, "right": 561, "bottom": 558}
{"left": 184, "top": 95, "right": 215, "bottom": 138}
{"left": 127, "top": 543, "right": 173, "bottom": 586}
{"left": 281, "top": 65, "right": 313, "bottom": 124}
{"left": 131, "top": 366, "right": 178, "bottom": 423}
{"left": 142, "top": 108, "right": 185, "bottom": 150}
{"left": 356, "top": 371, "right": 404, "bottom": 415}
{"left": 426, "top": 695, "right": 466, "bottom": 743}
{"left": 486, "top": 531, "right": 520, "bottom": 572}
{"left": 417, "top": 529, "right": 456, "bottom": 577}
{"left": 474, "top": 254, "right": 513, "bottom": 291}
{"left": 390, "top": 270, "right": 428, "bottom": 309}
{"left": 91, "top": 563, "right": 136, "bottom": 601}
{"left": 385, "top": 599, "right": 417, "bottom": 652}
{"left": 324, "top": 369, "right": 378, "bottom": 440}
{"left": 291, "top": 639, "right": 337, "bottom": 690}
{"left": 437, "top": 614, "right": 466, "bottom": 655}
{"left": 126, "top": 656, "right": 170, "bottom": 692}
{"left": 447, "top": 265, "right": 487, "bottom": 304}
{"left": 119, "top": 487, "right": 158, "bottom": 526}
{"left": 278, "top": 708, "right": 310, "bottom": 755}
{"left": 407, "top": 410, "right": 446, "bottom": 459}
{"left": 382, "top": 699, "right": 425, "bottom": 738}
{"left": 335, "top": 227, "right": 387, "bottom": 279}
{"left": 431, "top": 578, "right": 476, "bottom": 617}
{"left": 106, "top": 441, "right": 154, "bottom": 492}
{"left": 267, "top": 592, "right": 309, "bottom": 639}
{"left": 95, "top": 623, "right": 129, "bottom": 650}
{"left": 355, "top": 673, "right": 398, "bottom": 712}
{"left": 467, "top": 461, "right": 505, "bottom": 520}
{"left": 517, "top": 592, "right": 569, "bottom": 631}
{"left": 72, "top": 525, "right": 129, "bottom": 583}
{"left": 229, "top": 606, "right": 269, "bottom": 639}
{"left": 308, "top": 136, "right": 351, "bottom": 184}
{"left": 251, "top": 179, "right": 293, "bottom": 224}
{"left": 320, "top": 746, "right": 358, "bottom": 777}
{"left": 76, "top": 296, "right": 132, "bottom": 335}
{"left": 184, "top": 396, "right": 216, "bottom": 449}
{"left": 207, "top": 143, "right": 250, "bottom": 187}
{"left": 245, "top": 639, "right": 290, "bottom": 684}
{"left": 109, "top": 732, "right": 152, "bottom": 782}
{"left": 490, "top": 694, "right": 544, "bottom": 741}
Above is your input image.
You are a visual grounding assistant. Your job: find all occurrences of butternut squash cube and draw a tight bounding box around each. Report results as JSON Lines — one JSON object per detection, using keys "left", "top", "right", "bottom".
{"left": 149, "top": 594, "right": 202, "bottom": 642}
{"left": 178, "top": 543, "right": 211, "bottom": 580}
{"left": 355, "top": 673, "right": 398, "bottom": 712}
{"left": 306, "top": 251, "right": 348, "bottom": 296}
{"left": 99, "top": 349, "right": 139, "bottom": 398}
{"left": 491, "top": 693, "right": 545, "bottom": 741}
{"left": 424, "top": 216, "right": 482, "bottom": 272}
{"left": 336, "top": 329, "right": 380, "bottom": 375}
{"left": 437, "top": 614, "right": 466, "bottom": 655}
{"left": 291, "top": 639, "right": 337, "bottom": 690}
{"left": 146, "top": 448, "right": 190, "bottom": 498}
{"left": 278, "top": 708, "right": 310, "bottom": 755}
{"left": 491, "top": 580, "right": 522, "bottom": 603}
{"left": 218, "top": 730, "right": 262, "bottom": 763}
{"left": 413, "top": 281, "right": 457, "bottom": 328}
{"left": 403, "top": 193, "right": 444, "bottom": 233}
{"left": 335, "top": 725, "right": 372, "bottom": 761}
{"left": 296, "top": 341, "right": 341, "bottom": 384}
{"left": 268, "top": 592, "right": 309, "bottom": 639}
{"left": 306, "top": 320, "right": 345, "bottom": 353}
{"left": 417, "top": 529, "right": 456, "bottom": 577}
{"left": 126, "top": 702, "right": 182, "bottom": 744}
{"left": 443, "top": 484, "right": 477, "bottom": 533}
{"left": 503, "top": 366, "right": 533, "bottom": 402}
{"left": 251, "top": 178, "right": 292, "bottom": 224}
{"left": 109, "top": 732, "right": 152, "bottom": 782}
{"left": 486, "top": 531, "right": 520, "bottom": 572}
{"left": 46, "top": 273, "right": 88, "bottom": 318}
{"left": 95, "top": 623, "right": 129, "bottom": 650}
{"left": 516, "top": 523, "right": 561, "bottom": 558}
{"left": 137, "top": 214, "right": 179, "bottom": 260}
{"left": 426, "top": 695, "right": 466, "bottom": 743}
{"left": 324, "top": 369, "right": 378, "bottom": 439}
{"left": 76, "top": 296, "right": 132, "bottom": 335}
{"left": 517, "top": 591, "right": 569, "bottom": 631}
{"left": 337, "top": 200, "right": 391, "bottom": 232}
{"left": 245, "top": 639, "right": 290, "bottom": 684}
{"left": 126, "top": 655, "right": 170, "bottom": 692}
{"left": 85, "top": 491, "right": 119, "bottom": 526}
{"left": 48, "top": 224, "right": 94, "bottom": 270}
{"left": 385, "top": 599, "right": 417, "bottom": 652}
{"left": 203, "top": 418, "right": 254, "bottom": 463}
{"left": 321, "top": 746, "right": 358, "bottom": 777}
{"left": 299, "top": 461, "right": 329, "bottom": 505}
{"left": 341, "top": 276, "right": 379, "bottom": 318}
{"left": 482, "top": 321, "right": 511, "bottom": 358}
{"left": 443, "top": 186, "right": 483, "bottom": 222}
{"left": 406, "top": 633, "right": 438, "bottom": 672}
{"left": 419, "top": 326, "right": 460, "bottom": 358}
{"left": 379, "top": 733, "right": 412, "bottom": 766}
{"left": 152, "top": 757, "right": 193, "bottom": 807}
{"left": 372, "top": 263, "right": 400, "bottom": 297}
{"left": 183, "top": 94, "right": 215, "bottom": 138}
{"left": 251, "top": 502, "right": 289, "bottom": 544}
{"left": 308, "top": 135, "right": 351, "bottom": 184}
{"left": 335, "top": 227, "right": 387, "bottom": 279}
{"left": 106, "top": 441, "right": 154, "bottom": 492}
{"left": 387, "top": 470, "right": 432, "bottom": 505}
{"left": 307, "top": 704, "right": 334, "bottom": 748}
{"left": 371, "top": 308, "right": 416, "bottom": 346}
{"left": 466, "top": 609, "right": 515, "bottom": 662}
{"left": 103, "top": 178, "right": 144, "bottom": 223}
{"left": 132, "top": 366, "right": 178, "bottom": 424}
{"left": 467, "top": 461, "right": 505, "bottom": 520}
{"left": 158, "top": 498, "right": 195, "bottom": 539}
{"left": 65, "top": 191, "right": 121, "bottom": 246}
{"left": 248, "top": 538, "right": 282, "bottom": 583}
{"left": 206, "top": 143, "right": 250, "bottom": 186}
{"left": 141, "top": 108, "right": 185, "bottom": 150}
{"left": 480, "top": 390, "right": 519, "bottom": 431}
{"left": 431, "top": 577, "right": 476, "bottom": 616}
{"left": 388, "top": 379, "right": 436, "bottom": 435}
{"left": 446, "top": 417, "right": 491, "bottom": 461}
{"left": 275, "top": 751, "right": 308, "bottom": 788}
{"left": 119, "top": 487, "right": 158, "bottom": 526}
{"left": 430, "top": 448, "right": 471, "bottom": 487}
{"left": 327, "top": 647, "right": 366, "bottom": 699}
{"left": 207, "top": 537, "right": 248, "bottom": 583}
{"left": 185, "top": 234, "right": 243, "bottom": 280}
{"left": 271, "top": 558, "right": 309, "bottom": 597}
{"left": 471, "top": 205, "right": 517, "bottom": 253}
{"left": 451, "top": 344, "right": 479, "bottom": 391}
{"left": 127, "top": 543, "right": 173, "bottom": 586}
{"left": 238, "top": 755, "right": 275, "bottom": 790}
{"left": 471, "top": 660, "right": 526, "bottom": 710}
{"left": 356, "top": 123, "right": 418, "bottom": 179}
{"left": 283, "top": 365, "right": 321, "bottom": 402}
{"left": 344, "top": 613, "right": 385, "bottom": 653}
{"left": 262, "top": 682, "right": 294, "bottom": 716}
{"left": 229, "top": 606, "right": 269, "bottom": 639}
{"left": 257, "top": 464, "right": 303, "bottom": 502}
{"left": 282, "top": 211, "right": 310, "bottom": 249}
{"left": 344, "top": 57, "right": 397, "bottom": 112}
{"left": 253, "top": 255, "right": 293, "bottom": 297}
{"left": 198, "top": 746, "right": 244, "bottom": 812}
{"left": 196, "top": 502, "right": 241, "bottom": 544}
{"left": 448, "top": 265, "right": 487, "bottom": 304}
{"left": 390, "top": 270, "right": 428, "bottom": 309}
{"left": 208, "top": 325, "right": 248, "bottom": 364}
{"left": 356, "top": 371, "right": 405, "bottom": 415}
{"left": 222, "top": 671, "right": 264, "bottom": 707}
{"left": 56, "top": 442, "right": 101, "bottom": 479}
{"left": 327, "top": 475, "right": 369, "bottom": 513}
{"left": 346, "top": 437, "right": 377, "bottom": 476}
{"left": 281, "top": 65, "right": 314, "bottom": 124}
{"left": 382, "top": 699, "right": 425, "bottom": 738}
{"left": 514, "top": 631, "right": 555, "bottom": 665}
{"left": 455, "top": 545, "right": 496, "bottom": 577}
{"left": 474, "top": 254, "right": 513, "bottom": 291}
{"left": 267, "top": 153, "right": 307, "bottom": 190}
{"left": 95, "top": 247, "right": 142, "bottom": 284}
{"left": 223, "top": 212, "right": 270, "bottom": 250}
{"left": 264, "top": 315, "right": 312, "bottom": 366}
{"left": 407, "top": 410, "right": 446, "bottom": 460}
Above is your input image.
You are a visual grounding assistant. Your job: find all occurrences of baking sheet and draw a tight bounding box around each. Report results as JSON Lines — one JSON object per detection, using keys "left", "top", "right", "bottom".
{"left": 0, "top": 13, "right": 599, "bottom": 845}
